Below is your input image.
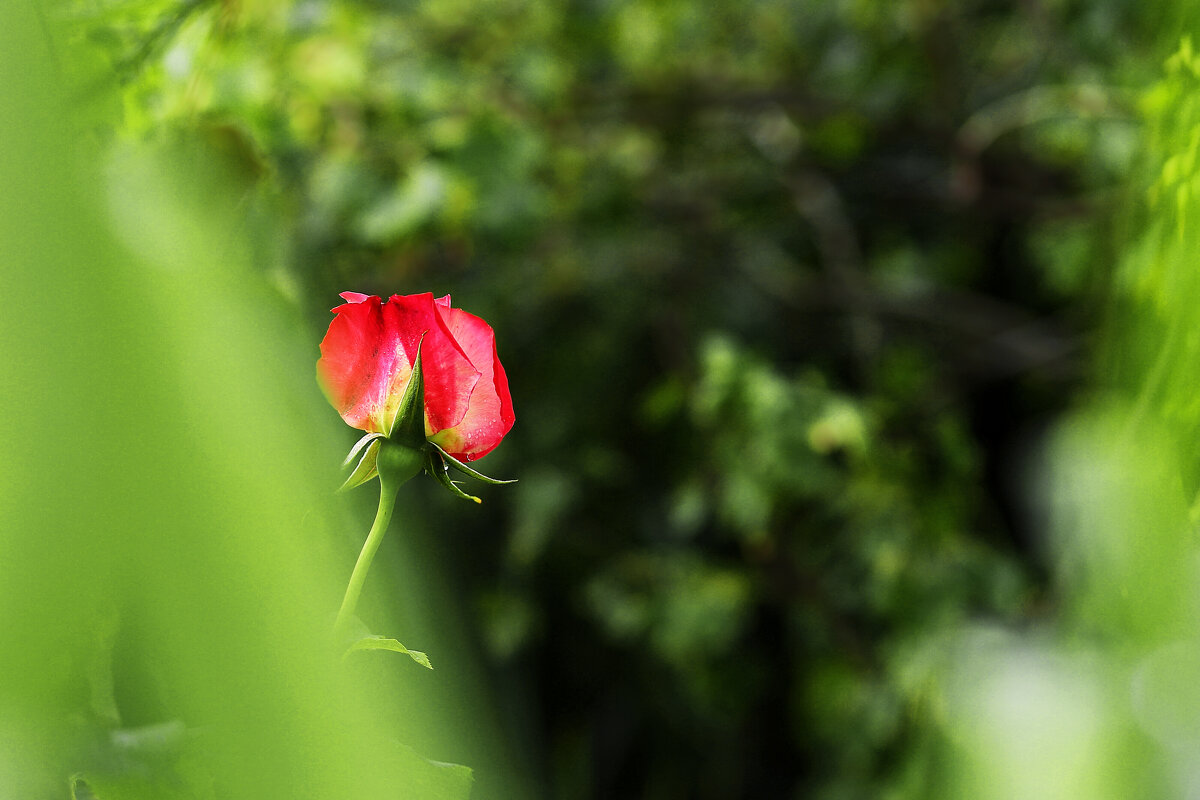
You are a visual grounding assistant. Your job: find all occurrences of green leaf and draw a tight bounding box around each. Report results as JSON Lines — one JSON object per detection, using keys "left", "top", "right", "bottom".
{"left": 68, "top": 721, "right": 213, "bottom": 800}
{"left": 424, "top": 447, "right": 481, "bottom": 504}
{"left": 345, "top": 635, "right": 433, "bottom": 669}
{"left": 357, "top": 163, "right": 448, "bottom": 244}
{"left": 428, "top": 441, "right": 516, "bottom": 486}
{"left": 391, "top": 740, "right": 473, "bottom": 800}
{"left": 70, "top": 775, "right": 95, "bottom": 800}
{"left": 85, "top": 604, "right": 121, "bottom": 727}
{"left": 338, "top": 437, "right": 381, "bottom": 492}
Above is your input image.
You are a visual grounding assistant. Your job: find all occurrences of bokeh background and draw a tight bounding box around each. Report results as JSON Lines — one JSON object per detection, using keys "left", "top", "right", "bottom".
{"left": 8, "top": 0, "right": 1200, "bottom": 797}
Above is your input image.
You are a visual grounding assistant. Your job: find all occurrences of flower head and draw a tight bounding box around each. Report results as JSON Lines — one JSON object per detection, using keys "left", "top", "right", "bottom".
{"left": 318, "top": 292, "right": 514, "bottom": 462}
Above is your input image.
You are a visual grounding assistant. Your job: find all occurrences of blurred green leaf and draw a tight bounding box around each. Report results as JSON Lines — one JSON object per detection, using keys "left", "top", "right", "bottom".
{"left": 346, "top": 635, "right": 434, "bottom": 670}
{"left": 390, "top": 741, "right": 474, "bottom": 800}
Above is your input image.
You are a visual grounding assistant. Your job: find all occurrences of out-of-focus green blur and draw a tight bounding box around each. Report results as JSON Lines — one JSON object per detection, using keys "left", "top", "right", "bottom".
{"left": 11, "top": 0, "right": 1200, "bottom": 797}
{"left": 0, "top": 3, "right": 521, "bottom": 798}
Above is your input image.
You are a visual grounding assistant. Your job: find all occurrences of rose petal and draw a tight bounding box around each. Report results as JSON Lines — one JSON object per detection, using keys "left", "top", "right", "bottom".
{"left": 317, "top": 295, "right": 389, "bottom": 432}
{"left": 317, "top": 293, "right": 481, "bottom": 435}
{"left": 429, "top": 304, "right": 515, "bottom": 461}
{"left": 380, "top": 293, "right": 480, "bottom": 435}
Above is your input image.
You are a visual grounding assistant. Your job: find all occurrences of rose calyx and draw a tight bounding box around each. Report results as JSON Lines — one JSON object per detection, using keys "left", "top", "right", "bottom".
{"left": 339, "top": 339, "right": 514, "bottom": 501}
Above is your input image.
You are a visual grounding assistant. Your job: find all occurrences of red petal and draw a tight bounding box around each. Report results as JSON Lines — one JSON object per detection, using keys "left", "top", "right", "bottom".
{"left": 317, "top": 290, "right": 516, "bottom": 459}
{"left": 380, "top": 293, "right": 480, "bottom": 434}
{"left": 317, "top": 295, "right": 388, "bottom": 432}
{"left": 317, "top": 292, "right": 481, "bottom": 435}
{"left": 429, "top": 304, "right": 515, "bottom": 460}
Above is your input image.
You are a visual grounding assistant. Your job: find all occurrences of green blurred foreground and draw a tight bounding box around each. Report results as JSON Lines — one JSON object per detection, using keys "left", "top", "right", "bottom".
{"left": 7, "top": 1, "right": 1200, "bottom": 798}
{"left": 0, "top": 4, "right": 520, "bottom": 798}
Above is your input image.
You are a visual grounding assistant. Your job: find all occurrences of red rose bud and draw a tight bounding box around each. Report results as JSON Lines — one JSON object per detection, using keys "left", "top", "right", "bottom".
{"left": 318, "top": 292, "right": 515, "bottom": 498}
{"left": 318, "top": 292, "right": 514, "bottom": 460}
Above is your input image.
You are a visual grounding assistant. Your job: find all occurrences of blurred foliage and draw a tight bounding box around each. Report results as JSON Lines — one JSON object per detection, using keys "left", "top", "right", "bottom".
{"left": 1, "top": 5, "right": 503, "bottom": 797}
{"left": 47, "top": 0, "right": 1200, "bottom": 797}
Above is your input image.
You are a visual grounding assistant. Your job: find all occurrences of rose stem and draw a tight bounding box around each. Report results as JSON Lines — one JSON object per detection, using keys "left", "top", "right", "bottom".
{"left": 334, "top": 475, "right": 401, "bottom": 635}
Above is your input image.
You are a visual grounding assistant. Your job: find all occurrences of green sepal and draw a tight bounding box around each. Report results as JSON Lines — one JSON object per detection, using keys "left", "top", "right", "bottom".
{"left": 388, "top": 333, "right": 426, "bottom": 448}
{"left": 344, "top": 635, "right": 433, "bottom": 669}
{"left": 424, "top": 447, "right": 481, "bottom": 504}
{"left": 343, "top": 431, "right": 385, "bottom": 469}
{"left": 339, "top": 437, "right": 382, "bottom": 492}
{"left": 428, "top": 441, "right": 516, "bottom": 486}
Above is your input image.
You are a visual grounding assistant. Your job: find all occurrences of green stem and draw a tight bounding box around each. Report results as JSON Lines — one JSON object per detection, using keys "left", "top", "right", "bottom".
{"left": 335, "top": 476, "right": 401, "bottom": 634}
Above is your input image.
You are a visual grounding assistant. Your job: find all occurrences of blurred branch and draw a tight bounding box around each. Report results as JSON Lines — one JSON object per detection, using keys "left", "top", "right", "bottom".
{"left": 560, "top": 83, "right": 839, "bottom": 128}
{"left": 738, "top": 255, "right": 1079, "bottom": 386}
{"left": 114, "top": 0, "right": 212, "bottom": 84}
{"left": 786, "top": 169, "right": 880, "bottom": 383}
{"left": 871, "top": 284, "right": 1080, "bottom": 382}
{"left": 958, "top": 84, "right": 1136, "bottom": 156}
